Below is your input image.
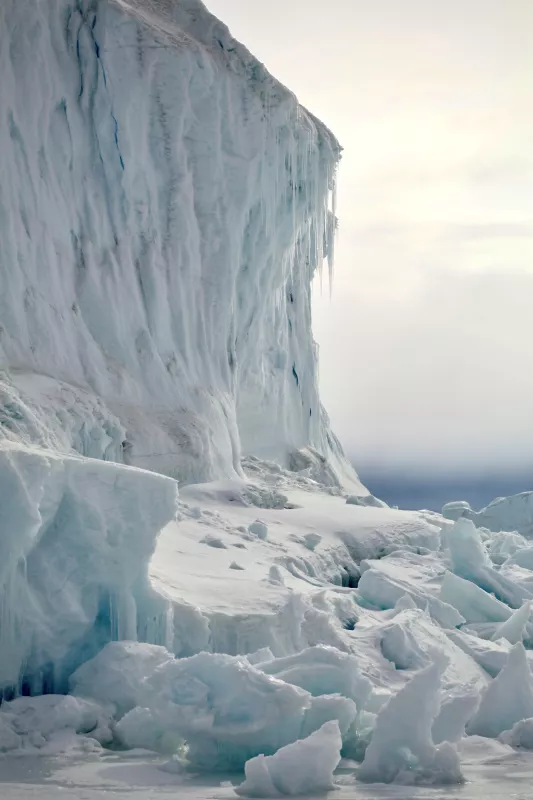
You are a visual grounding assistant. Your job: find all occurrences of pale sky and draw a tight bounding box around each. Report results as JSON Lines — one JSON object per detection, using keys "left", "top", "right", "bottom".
{"left": 206, "top": 0, "right": 533, "bottom": 474}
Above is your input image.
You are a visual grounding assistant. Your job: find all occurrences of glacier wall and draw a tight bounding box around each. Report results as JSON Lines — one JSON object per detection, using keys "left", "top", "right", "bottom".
{"left": 0, "top": 0, "right": 355, "bottom": 487}
{"left": 0, "top": 441, "right": 178, "bottom": 696}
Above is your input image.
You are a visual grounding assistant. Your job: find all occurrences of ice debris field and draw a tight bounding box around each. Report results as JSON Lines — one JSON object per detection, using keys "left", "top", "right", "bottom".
{"left": 3, "top": 0, "right": 533, "bottom": 799}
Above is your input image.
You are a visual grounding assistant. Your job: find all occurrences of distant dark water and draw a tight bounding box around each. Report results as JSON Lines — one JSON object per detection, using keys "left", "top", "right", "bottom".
{"left": 354, "top": 466, "right": 533, "bottom": 513}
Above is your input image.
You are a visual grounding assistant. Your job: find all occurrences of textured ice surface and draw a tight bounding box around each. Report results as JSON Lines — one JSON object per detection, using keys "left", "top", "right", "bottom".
{"left": 236, "top": 720, "right": 342, "bottom": 797}
{"left": 0, "top": 442, "right": 177, "bottom": 694}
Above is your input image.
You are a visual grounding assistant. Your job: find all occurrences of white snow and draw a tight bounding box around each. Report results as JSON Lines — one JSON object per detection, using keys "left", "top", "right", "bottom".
{"left": 235, "top": 720, "right": 342, "bottom": 797}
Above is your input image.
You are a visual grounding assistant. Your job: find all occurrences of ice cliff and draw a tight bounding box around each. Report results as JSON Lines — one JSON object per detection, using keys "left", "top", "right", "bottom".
{"left": 0, "top": 0, "right": 356, "bottom": 489}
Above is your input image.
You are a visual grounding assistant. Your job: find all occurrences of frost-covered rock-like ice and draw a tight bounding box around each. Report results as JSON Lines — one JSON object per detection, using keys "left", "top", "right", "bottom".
{"left": 0, "top": 442, "right": 177, "bottom": 693}
{"left": 467, "top": 643, "right": 533, "bottom": 738}
{"left": 359, "top": 658, "right": 463, "bottom": 785}
{"left": 236, "top": 721, "right": 342, "bottom": 797}
{"left": 0, "top": 0, "right": 363, "bottom": 493}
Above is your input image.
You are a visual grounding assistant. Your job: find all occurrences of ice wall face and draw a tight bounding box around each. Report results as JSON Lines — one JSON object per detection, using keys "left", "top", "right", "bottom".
{"left": 0, "top": 0, "right": 354, "bottom": 486}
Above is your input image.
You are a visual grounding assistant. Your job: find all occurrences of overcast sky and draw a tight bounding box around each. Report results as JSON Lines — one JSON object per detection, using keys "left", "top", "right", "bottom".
{"left": 206, "top": 0, "right": 533, "bottom": 474}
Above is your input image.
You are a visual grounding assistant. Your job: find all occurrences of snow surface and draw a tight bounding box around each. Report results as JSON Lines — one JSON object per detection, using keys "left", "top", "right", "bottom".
{"left": 3, "top": 0, "right": 533, "bottom": 798}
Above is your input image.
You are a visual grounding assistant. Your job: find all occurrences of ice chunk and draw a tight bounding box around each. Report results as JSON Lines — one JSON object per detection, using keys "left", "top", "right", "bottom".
{"left": 506, "top": 546, "right": 533, "bottom": 570}
{"left": 492, "top": 601, "right": 531, "bottom": 644}
{"left": 446, "top": 629, "right": 512, "bottom": 678}
{"left": 143, "top": 652, "right": 310, "bottom": 770}
{"left": 259, "top": 646, "right": 372, "bottom": 709}
{"left": 444, "top": 493, "right": 533, "bottom": 537}
{"left": 302, "top": 694, "right": 356, "bottom": 739}
{"left": 446, "top": 519, "right": 531, "bottom": 608}
{"left": 359, "top": 658, "right": 462, "bottom": 785}
{"left": 0, "top": 442, "right": 177, "bottom": 694}
{"left": 467, "top": 643, "right": 533, "bottom": 738}
{"left": 500, "top": 717, "right": 533, "bottom": 749}
{"left": 442, "top": 501, "right": 473, "bottom": 522}
{"left": 0, "top": 694, "right": 113, "bottom": 751}
{"left": 346, "top": 494, "right": 387, "bottom": 508}
{"left": 236, "top": 721, "right": 342, "bottom": 797}
{"left": 246, "top": 648, "right": 276, "bottom": 666}
{"left": 432, "top": 692, "right": 480, "bottom": 744}
{"left": 115, "top": 706, "right": 183, "bottom": 754}
{"left": 440, "top": 571, "right": 511, "bottom": 624}
{"left": 0, "top": 717, "right": 21, "bottom": 752}
{"left": 358, "top": 567, "right": 464, "bottom": 628}
{"left": 447, "top": 518, "right": 492, "bottom": 576}
{"left": 392, "top": 593, "right": 418, "bottom": 613}
{"left": 248, "top": 520, "right": 269, "bottom": 540}
{"left": 70, "top": 641, "right": 175, "bottom": 717}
